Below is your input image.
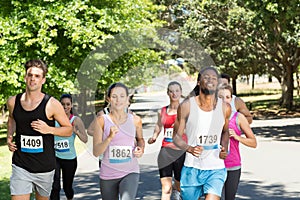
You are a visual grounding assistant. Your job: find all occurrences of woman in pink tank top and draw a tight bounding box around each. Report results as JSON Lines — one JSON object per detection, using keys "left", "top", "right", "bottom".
{"left": 93, "top": 82, "right": 145, "bottom": 200}
{"left": 218, "top": 84, "right": 257, "bottom": 200}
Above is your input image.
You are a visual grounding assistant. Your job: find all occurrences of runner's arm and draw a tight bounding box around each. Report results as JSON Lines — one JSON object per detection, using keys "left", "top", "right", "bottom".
{"left": 236, "top": 113, "right": 257, "bottom": 148}
{"left": 173, "top": 100, "right": 189, "bottom": 151}
{"left": 74, "top": 116, "right": 88, "bottom": 143}
{"left": 148, "top": 110, "right": 162, "bottom": 144}
{"left": 93, "top": 116, "right": 110, "bottom": 157}
{"left": 31, "top": 97, "right": 72, "bottom": 136}
{"left": 235, "top": 96, "right": 253, "bottom": 124}
{"left": 173, "top": 100, "right": 203, "bottom": 157}
{"left": 6, "top": 96, "right": 17, "bottom": 152}
{"left": 134, "top": 115, "right": 144, "bottom": 158}
{"left": 220, "top": 102, "right": 231, "bottom": 154}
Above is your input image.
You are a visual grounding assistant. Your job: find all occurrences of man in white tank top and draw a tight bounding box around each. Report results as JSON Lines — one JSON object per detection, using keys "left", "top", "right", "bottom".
{"left": 173, "top": 67, "right": 231, "bottom": 200}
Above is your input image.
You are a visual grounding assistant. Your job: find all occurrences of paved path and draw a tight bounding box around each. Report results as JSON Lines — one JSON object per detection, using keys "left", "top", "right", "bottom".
{"left": 69, "top": 93, "right": 300, "bottom": 199}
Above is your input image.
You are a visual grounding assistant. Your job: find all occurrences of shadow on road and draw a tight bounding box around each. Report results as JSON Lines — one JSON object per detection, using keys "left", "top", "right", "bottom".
{"left": 72, "top": 165, "right": 300, "bottom": 200}
{"left": 237, "top": 179, "right": 300, "bottom": 199}
{"left": 73, "top": 165, "right": 161, "bottom": 200}
{"left": 253, "top": 124, "right": 300, "bottom": 142}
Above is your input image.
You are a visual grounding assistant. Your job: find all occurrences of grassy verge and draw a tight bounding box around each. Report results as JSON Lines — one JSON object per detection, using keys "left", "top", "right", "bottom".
{"left": 0, "top": 133, "right": 11, "bottom": 200}
{"left": 0, "top": 133, "right": 87, "bottom": 199}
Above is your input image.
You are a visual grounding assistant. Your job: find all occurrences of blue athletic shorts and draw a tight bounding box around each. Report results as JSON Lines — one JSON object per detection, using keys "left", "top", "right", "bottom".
{"left": 180, "top": 166, "right": 227, "bottom": 199}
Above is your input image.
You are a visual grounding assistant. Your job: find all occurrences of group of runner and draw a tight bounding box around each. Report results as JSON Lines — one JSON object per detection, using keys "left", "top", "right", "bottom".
{"left": 6, "top": 59, "right": 256, "bottom": 200}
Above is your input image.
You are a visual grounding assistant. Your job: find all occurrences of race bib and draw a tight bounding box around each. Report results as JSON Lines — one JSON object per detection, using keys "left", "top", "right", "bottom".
{"left": 21, "top": 135, "right": 43, "bottom": 153}
{"left": 54, "top": 139, "right": 70, "bottom": 152}
{"left": 109, "top": 146, "right": 132, "bottom": 164}
{"left": 164, "top": 128, "right": 173, "bottom": 142}
{"left": 197, "top": 134, "right": 219, "bottom": 150}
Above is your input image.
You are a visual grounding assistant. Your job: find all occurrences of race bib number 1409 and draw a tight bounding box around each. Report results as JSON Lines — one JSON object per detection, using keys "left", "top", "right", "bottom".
{"left": 21, "top": 135, "right": 43, "bottom": 153}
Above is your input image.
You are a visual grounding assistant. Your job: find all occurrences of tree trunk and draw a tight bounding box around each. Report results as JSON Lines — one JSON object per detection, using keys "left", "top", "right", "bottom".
{"left": 232, "top": 75, "right": 237, "bottom": 95}
{"left": 296, "top": 71, "right": 300, "bottom": 97}
{"left": 280, "top": 66, "right": 294, "bottom": 110}
{"left": 251, "top": 74, "right": 255, "bottom": 89}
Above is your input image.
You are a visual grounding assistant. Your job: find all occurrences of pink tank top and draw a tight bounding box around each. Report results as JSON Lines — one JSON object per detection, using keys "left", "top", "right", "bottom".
{"left": 224, "top": 112, "right": 242, "bottom": 168}
{"left": 100, "top": 114, "right": 139, "bottom": 180}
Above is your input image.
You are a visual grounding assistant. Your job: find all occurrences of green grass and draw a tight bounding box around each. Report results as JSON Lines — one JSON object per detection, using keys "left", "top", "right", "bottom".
{"left": 238, "top": 88, "right": 281, "bottom": 97}
{"left": 245, "top": 95, "right": 300, "bottom": 109}
{"left": 0, "top": 133, "right": 11, "bottom": 200}
{"left": 0, "top": 133, "right": 86, "bottom": 199}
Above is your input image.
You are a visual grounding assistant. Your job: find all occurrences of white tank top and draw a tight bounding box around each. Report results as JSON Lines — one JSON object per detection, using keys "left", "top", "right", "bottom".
{"left": 184, "top": 97, "right": 225, "bottom": 170}
{"left": 230, "top": 95, "right": 237, "bottom": 118}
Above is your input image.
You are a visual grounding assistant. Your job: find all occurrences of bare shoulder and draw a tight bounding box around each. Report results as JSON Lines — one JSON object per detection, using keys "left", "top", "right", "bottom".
{"left": 97, "top": 110, "right": 105, "bottom": 116}
{"left": 180, "top": 98, "right": 190, "bottom": 109}
{"left": 74, "top": 115, "right": 83, "bottom": 123}
{"left": 157, "top": 108, "right": 162, "bottom": 115}
{"left": 222, "top": 101, "right": 231, "bottom": 118}
{"left": 235, "top": 96, "right": 245, "bottom": 102}
{"left": 237, "top": 112, "right": 248, "bottom": 123}
{"left": 48, "top": 96, "right": 61, "bottom": 107}
{"left": 7, "top": 95, "right": 16, "bottom": 108}
{"left": 46, "top": 96, "right": 64, "bottom": 118}
{"left": 96, "top": 115, "right": 105, "bottom": 123}
{"left": 7, "top": 95, "right": 16, "bottom": 115}
{"left": 133, "top": 114, "right": 142, "bottom": 123}
{"left": 178, "top": 97, "right": 190, "bottom": 118}
{"left": 95, "top": 115, "right": 105, "bottom": 128}
{"left": 235, "top": 96, "right": 246, "bottom": 106}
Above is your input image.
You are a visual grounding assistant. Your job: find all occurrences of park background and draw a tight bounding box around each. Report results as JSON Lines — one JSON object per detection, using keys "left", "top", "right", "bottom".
{"left": 0, "top": 0, "right": 299, "bottom": 199}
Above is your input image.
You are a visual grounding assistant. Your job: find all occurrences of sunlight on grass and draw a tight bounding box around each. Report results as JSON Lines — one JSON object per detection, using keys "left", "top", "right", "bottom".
{"left": 0, "top": 133, "right": 12, "bottom": 200}
{"left": 0, "top": 131, "right": 89, "bottom": 199}
{"left": 0, "top": 145, "right": 12, "bottom": 179}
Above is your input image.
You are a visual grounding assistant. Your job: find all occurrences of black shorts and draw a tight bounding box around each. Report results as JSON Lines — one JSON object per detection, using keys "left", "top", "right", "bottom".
{"left": 157, "top": 147, "right": 186, "bottom": 181}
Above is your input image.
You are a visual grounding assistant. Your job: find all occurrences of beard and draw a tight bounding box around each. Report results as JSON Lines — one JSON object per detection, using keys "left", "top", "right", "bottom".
{"left": 200, "top": 87, "right": 216, "bottom": 95}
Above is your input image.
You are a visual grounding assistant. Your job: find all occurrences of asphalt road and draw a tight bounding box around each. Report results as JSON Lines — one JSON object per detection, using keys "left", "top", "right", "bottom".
{"left": 69, "top": 93, "right": 300, "bottom": 200}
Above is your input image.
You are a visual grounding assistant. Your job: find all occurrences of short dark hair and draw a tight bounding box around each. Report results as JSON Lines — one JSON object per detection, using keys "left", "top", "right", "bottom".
{"left": 25, "top": 59, "right": 48, "bottom": 77}
{"left": 220, "top": 73, "right": 231, "bottom": 84}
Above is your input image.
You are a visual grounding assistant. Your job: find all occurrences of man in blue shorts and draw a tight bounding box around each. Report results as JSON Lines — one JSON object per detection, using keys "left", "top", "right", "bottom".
{"left": 6, "top": 59, "right": 73, "bottom": 200}
{"left": 173, "top": 66, "right": 231, "bottom": 200}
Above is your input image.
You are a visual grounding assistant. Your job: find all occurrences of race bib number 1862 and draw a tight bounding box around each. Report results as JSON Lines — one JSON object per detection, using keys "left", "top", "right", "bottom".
{"left": 109, "top": 146, "right": 132, "bottom": 164}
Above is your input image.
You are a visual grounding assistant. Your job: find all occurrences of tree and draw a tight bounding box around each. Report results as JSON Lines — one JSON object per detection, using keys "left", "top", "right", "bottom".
{"left": 173, "top": 1, "right": 265, "bottom": 92}
{"left": 240, "top": 0, "right": 300, "bottom": 109}
{"left": 172, "top": 0, "right": 299, "bottom": 109}
{"left": 0, "top": 0, "right": 164, "bottom": 108}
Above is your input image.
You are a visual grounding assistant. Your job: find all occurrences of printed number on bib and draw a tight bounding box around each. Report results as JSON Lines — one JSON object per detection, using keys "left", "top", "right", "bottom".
{"left": 21, "top": 135, "right": 43, "bottom": 153}
{"left": 164, "top": 128, "right": 173, "bottom": 142}
{"left": 198, "top": 134, "right": 219, "bottom": 152}
{"left": 109, "top": 146, "right": 132, "bottom": 164}
{"left": 55, "top": 139, "right": 70, "bottom": 152}
{"left": 198, "top": 134, "right": 219, "bottom": 151}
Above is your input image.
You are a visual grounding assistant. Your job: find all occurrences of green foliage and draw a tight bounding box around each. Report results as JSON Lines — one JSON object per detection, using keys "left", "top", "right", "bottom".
{"left": 163, "top": 0, "right": 300, "bottom": 109}
{"left": 0, "top": 177, "right": 10, "bottom": 200}
{"left": 0, "top": 0, "right": 165, "bottom": 107}
{"left": 0, "top": 133, "right": 11, "bottom": 200}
